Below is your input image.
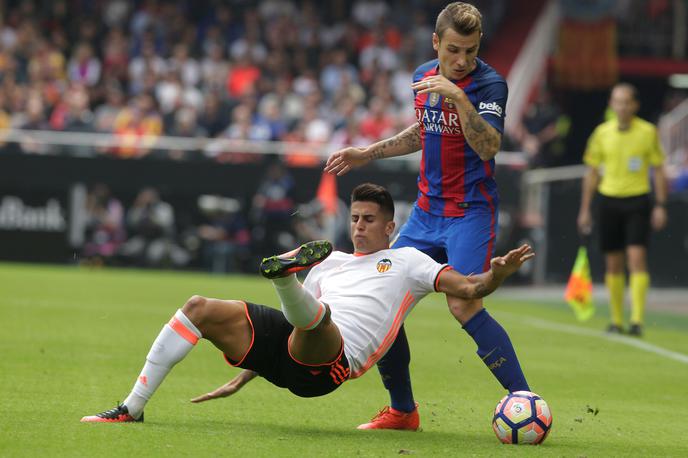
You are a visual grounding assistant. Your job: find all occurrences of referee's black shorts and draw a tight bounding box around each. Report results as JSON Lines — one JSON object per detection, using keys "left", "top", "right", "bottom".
{"left": 223, "top": 302, "right": 350, "bottom": 398}
{"left": 598, "top": 193, "right": 651, "bottom": 252}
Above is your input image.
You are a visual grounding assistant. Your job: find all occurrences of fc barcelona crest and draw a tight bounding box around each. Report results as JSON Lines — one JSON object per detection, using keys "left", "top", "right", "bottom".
{"left": 376, "top": 259, "right": 392, "bottom": 273}
{"left": 428, "top": 92, "right": 440, "bottom": 107}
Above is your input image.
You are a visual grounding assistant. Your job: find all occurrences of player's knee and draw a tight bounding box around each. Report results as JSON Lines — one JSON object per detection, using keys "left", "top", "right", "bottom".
{"left": 447, "top": 296, "right": 483, "bottom": 324}
{"left": 182, "top": 295, "right": 208, "bottom": 324}
{"left": 311, "top": 304, "right": 332, "bottom": 331}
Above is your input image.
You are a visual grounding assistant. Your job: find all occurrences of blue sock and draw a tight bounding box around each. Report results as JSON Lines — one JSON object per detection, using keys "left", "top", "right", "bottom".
{"left": 462, "top": 309, "right": 529, "bottom": 392}
{"left": 376, "top": 325, "right": 416, "bottom": 413}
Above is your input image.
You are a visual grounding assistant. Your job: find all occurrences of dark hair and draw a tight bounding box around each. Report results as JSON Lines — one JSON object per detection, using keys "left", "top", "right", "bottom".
{"left": 612, "top": 82, "right": 639, "bottom": 102}
{"left": 351, "top": 183, "right": 394, "bottom": 219}
{"left": 435, "top": 2, "right": 482, "bottom": 38}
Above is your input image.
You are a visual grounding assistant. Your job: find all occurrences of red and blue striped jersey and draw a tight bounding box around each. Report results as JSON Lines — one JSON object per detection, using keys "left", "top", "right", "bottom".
{"left": 413, "top": 57, "right": 506, "bottom": 217}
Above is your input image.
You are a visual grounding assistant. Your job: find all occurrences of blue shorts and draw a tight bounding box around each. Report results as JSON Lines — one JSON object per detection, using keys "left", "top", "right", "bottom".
{"left": 393, "top": 204, "right": 498, "bottom": 275}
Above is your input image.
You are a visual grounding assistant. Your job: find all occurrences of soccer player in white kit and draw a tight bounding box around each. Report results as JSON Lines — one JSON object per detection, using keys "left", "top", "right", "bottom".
{"left": 81, "top": 183, "right": 533, "bottom": 423}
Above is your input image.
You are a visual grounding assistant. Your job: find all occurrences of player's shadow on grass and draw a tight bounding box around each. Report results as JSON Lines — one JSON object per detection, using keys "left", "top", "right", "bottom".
{"left": 154, "top": 417, "right": 479, "bottom": 442}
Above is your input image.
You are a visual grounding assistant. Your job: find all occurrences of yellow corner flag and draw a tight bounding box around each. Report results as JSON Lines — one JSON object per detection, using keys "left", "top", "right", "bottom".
{"left": 564, "top": 246, "right": 595, "bottom": 321}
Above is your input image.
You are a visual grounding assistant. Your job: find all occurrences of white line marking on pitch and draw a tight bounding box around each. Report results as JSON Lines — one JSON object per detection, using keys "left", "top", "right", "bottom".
{"left": 497, "top": 312, "right": 688, "bottom": 365}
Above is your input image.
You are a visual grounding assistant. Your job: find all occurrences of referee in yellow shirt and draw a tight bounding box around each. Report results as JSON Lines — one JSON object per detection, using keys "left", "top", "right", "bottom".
{"left": 577, "top": 83, "right": 668, "bottom": 337}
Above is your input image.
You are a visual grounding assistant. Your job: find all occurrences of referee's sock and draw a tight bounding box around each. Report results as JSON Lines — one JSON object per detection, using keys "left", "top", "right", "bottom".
{"left": 630, "top": 272, "right": 649, "bottom": 325}
{"left": 463, "top": 309, "right": 529, "bottom": 392}
{"left": 271, "top": 274, "right": 326, "bottom": 330}
{"left": 605, "top": 273, "right": 625, "bottom": 326}
{"left": 123, "top": 309, "right": 202, "bottom": 419}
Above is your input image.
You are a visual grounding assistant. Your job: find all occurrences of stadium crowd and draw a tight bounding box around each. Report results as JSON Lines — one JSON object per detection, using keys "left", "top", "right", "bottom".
{"left": 1, "top": 0, "right": 687, "bottom": 272}
{"left": 0, "top": 1, "right": 685, "bottom": 171}
{"left": 0, "top": 0, "right": 507, "bottom": 163}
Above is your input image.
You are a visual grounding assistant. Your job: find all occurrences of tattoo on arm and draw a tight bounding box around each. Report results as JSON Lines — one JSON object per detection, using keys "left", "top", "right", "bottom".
{"left": 367, "top": 124, "right": 421, "bottom": 160}
{"left": 464, "top": 270, "right": 500, "bottom": 299}
{"left": 461, "top": 110, "right": 501, "bottom": 160}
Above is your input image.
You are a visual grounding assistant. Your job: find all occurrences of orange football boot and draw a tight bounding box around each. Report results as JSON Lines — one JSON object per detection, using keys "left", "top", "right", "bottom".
{"left": 357, "top": 403, "right": 420, "bottom": 431}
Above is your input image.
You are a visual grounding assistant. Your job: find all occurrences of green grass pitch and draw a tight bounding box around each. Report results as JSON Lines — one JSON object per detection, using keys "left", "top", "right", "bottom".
{"left": 1, "top": 262, "right": 687, "bottom": 457}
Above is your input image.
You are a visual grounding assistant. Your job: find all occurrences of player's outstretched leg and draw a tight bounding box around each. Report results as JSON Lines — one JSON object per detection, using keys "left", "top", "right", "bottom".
{"left": 81, "top": 306, "right": 203, "bottom": 423}
{"left": 455, "top": 298, "right": 529, "bottom": 393}
{"left": 261, "top": 240, "right": 332, "bottom": 331}
{"left": 82, "top": 296, "right": 251, "bottom": 423}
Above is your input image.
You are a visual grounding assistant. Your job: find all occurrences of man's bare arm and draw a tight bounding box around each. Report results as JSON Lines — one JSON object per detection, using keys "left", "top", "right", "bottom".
{"left": 365, "top": 123, "right": 422, "bottom": 160}
{"left": 190, "top": 369, "right": 258, "bottom": 403}
{"left": 454, "top": 97, "right": 502, "bottom": 161}
{"left": 651, "top": 166, "right": 668, "bottom": 231}
{"left": 577, "top": 166, "right": 600, "bottom": 234}
{"left": 436, "top": 245, "right": 534, "bottom": 299}
{"left": 324, "top": 124, "right": 421, "bottom": 175}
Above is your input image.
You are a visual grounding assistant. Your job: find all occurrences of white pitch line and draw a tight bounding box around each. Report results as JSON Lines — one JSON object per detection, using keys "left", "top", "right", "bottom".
{"left": 498, "top": 312, "right": 688, "bottom": 365}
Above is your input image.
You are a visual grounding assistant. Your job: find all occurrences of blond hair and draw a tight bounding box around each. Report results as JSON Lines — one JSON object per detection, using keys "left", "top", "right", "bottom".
{"left": 435, "top": 2, "right": 482, "bottom": 38}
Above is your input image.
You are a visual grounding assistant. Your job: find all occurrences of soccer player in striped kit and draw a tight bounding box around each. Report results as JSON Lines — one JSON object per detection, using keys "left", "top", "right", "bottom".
{"left": 326, "top": 2, "right": 530, "bottom": 430}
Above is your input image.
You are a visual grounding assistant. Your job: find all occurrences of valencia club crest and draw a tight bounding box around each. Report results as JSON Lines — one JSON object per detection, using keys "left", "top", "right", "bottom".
{"left": 376, "top": 259, "right": 392, "bottom": 273}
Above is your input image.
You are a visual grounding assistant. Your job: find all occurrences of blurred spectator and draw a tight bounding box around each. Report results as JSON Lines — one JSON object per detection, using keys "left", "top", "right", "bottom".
{"left": 196, "top": 195, "right": 251, "bottom": 273}
{"left": 293, "top": 198, "right": 349, "bottom": 249}
{"left": 515, "top": 89, "right": 570, "bottom": 168}
{"left": 259, "top": 98, "right": 288, "bottom": 141}
{"left": 198, "top": 93, "right": 232, "bottom": 137}
{"left": 320, "top": 49, "right": 358, "bottom": 100}
{"left": 167, "top": 43, "right": 200, "bottom": 88}
{"left": 81, "top": 184, "right": 126, "bottom": 264}
{"left": 111, "top": 92, "right": 163, "bottom": 158}
{"left": 128, "top": 41, "right": 166, "bottom": 95}
{"left": 118, "top": 187, "right": 190, "bottom": 268}
{"left": 230, "top": 23, "right": 268, "bottom": 64}
{"left": 14, "top": 91, "right": 51, "bottom": 154}
{"left": 251, "top": 160, "right": 295, "bottom": 256}
{"left": 352, "top": 0, "right": 390, "bottom": 28}
{"left": 667, "top": 146, "right": 688, "bottom": 193}
{"left": 165, "top": 107, "right": 206, "bottom": 161}
{"left": 200, "top": 42, "right": 230, "bottom": 94}
{"left": 94, "top": 84, "right": 126, "bottom": 132}
{"left": 102, "top": 27, "right": 129, "bottom": 83}
{"left": 359, "top": 96, "right": 396, "bottom": 141}
{"left": 359, "top": 29, "right": 399, "bottom": 73}
{"left": 67, "top": 42, "right": 101, "bottom": 87}
{"left": 226, "top": 52, "right": 261, "bottom": 98}
{"left": 223, "top": 103, "right": 271, "bottom": 142}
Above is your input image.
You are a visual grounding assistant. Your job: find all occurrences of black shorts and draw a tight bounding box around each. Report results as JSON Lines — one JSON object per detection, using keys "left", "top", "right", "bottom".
{"left": 598, "top": 193, "right": 651, "bottom": 252}
{"left": 224, "top": 302, "right": 350, "bottom": 398}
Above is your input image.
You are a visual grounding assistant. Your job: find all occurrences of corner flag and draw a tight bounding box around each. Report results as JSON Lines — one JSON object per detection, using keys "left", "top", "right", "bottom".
{"left": 564, "top": 246, "right": 594, "bottom": 321}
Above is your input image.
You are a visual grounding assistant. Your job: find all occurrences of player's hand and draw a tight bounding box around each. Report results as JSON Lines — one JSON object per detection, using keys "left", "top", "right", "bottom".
{"left": 190, "top": 370, "right": 257, "bottom": 403}
{"left": 490, "top": 244, "right": 534, "bottom": 279}
{"left": 651, "top": 205, "right": 667, "bottom": 231}
{"left": 412, "top": 75, "right": 465, "bottom": 101}
{"left": 324, "top": 146, "right": 371, "bottom": 176}
{"left": 577, "top": 210, "right": 593, "bottom": 235}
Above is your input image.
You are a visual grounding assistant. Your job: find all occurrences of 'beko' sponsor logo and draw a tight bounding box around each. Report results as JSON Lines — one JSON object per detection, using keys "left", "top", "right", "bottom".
{"left": 478, "top": 101, "right": 503, "bottom": 117}
{"left": 0, "top": 196, "right": 66, "bottom": 231}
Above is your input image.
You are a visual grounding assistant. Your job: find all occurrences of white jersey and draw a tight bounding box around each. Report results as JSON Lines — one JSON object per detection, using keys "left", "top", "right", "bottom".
{"left": 303, "top": 247, "right": 450, "bottom": 379}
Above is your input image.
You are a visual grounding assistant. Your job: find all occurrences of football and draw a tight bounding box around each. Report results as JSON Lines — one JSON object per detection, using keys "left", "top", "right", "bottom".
{"left": 492, "top": 391, "right": 552, "bottom": 445}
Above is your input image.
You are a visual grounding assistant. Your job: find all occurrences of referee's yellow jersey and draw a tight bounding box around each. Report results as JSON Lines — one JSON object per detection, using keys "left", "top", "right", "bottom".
{"left": 583, "top": 116, "right": 665, "bottom": 198}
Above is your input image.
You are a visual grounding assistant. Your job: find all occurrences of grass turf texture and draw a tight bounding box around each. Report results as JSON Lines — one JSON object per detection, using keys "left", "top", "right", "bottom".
{"left": 1, "top": 262, "right": 686, "bottom": 457}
